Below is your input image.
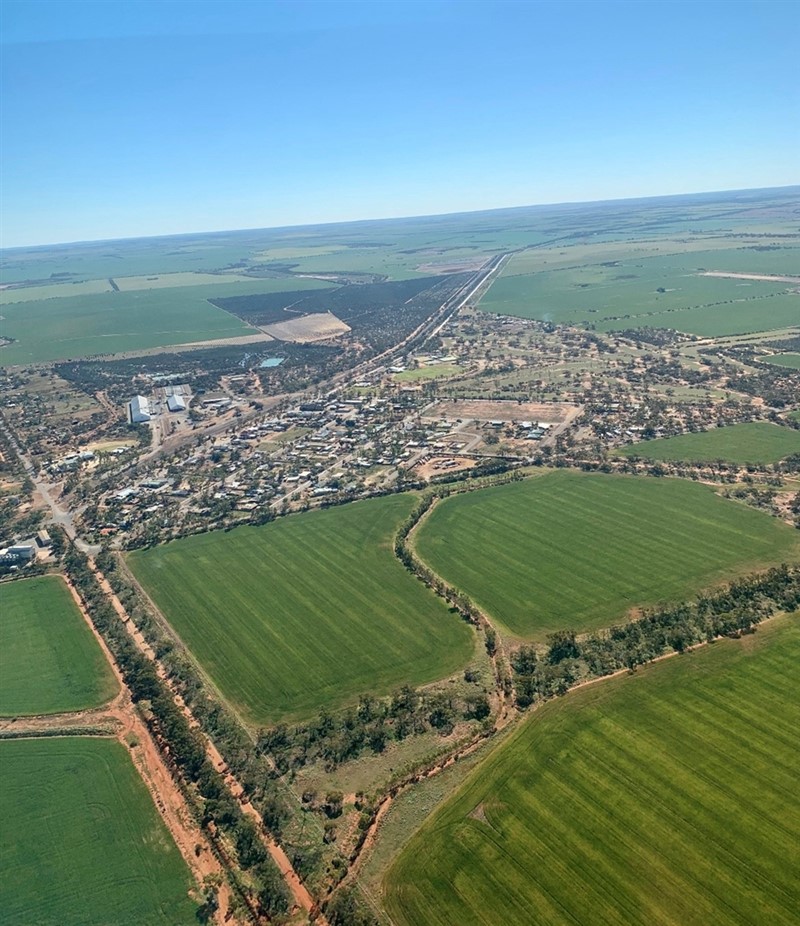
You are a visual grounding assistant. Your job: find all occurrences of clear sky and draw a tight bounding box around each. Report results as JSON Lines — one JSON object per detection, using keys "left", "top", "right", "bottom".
{"left": 1, "top": 0, "right": 798, "bottom": 247}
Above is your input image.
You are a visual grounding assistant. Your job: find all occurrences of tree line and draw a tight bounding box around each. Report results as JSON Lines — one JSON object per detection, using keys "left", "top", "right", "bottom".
{"left": 512, "top": 564, "right": 800, "bottom": 708}
{"left": 64, "top": 547, "right": 291, "bottom": 920}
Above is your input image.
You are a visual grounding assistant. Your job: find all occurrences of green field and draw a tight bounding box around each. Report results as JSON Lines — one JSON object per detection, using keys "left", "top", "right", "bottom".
{"left": 128, "top": 495, "right": 475, "bottom": 724}
{"left": 394, "top": 363, "right": 462, "bottom": 381}
{"left": 478, "top": 246, "right": 800, "bottom": 336}
{"left": 414, "top": 471, "right": 800, "bottom": 638}
{"left": 0, "top": 277, "right": 330, "bottom": 364}
{"left": 0, "top": 737, "right": 196, "bottom": 925}
{"left": 0, "top": 576, "right": 118, "bottom": 716}
{"left": 385, "top": 615, "right": 800, "bottom": 926}
{"left": 617, "top": 422, "right": 800, "bottom": 464}
{"left": 765, "top": 352, "right": 800, "bottom": 369}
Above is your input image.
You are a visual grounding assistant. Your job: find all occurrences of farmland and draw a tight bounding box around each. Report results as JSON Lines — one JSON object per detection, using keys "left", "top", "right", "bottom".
{"left": 0, "top": 277, "right": 330, "bottom": 365}
{"left": 385, "top": 615, "right": 800, "bottom": 926}
{"left": 0, "top": 737, "right": 197, "bottom": 926}
{"left": 128, "top": 494, "right": 475, "bottom": 724}
{"left": 0, "top": 576, "right": 118, "bottom": 716}
{"left": 478, "top": 242, "right": 800, "bottom": 336}
{"left": 413, "top": 472, "right": 800, "bottom": 638}
{"left": 765, "top": 352, "right": 800, "bottom": 369}
{"left": 617, "top": 421, "right": 800, "bottom": 464}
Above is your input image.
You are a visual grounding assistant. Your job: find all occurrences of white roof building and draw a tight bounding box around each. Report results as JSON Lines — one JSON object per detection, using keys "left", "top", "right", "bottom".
{"left": 166, "top": 394, "right": 186, "bottom": 412}
{"left": 128, "top": 395, "right": 151, "bottom": 424}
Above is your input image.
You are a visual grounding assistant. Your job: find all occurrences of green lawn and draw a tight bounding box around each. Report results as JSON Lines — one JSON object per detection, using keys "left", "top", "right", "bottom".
{"left": 385, "top": 615, "right": 800, "bottom": 926}
{"left": 128, "top": 495, "right": 475, "bottom": 725}
{"left": 0, "top": 576, "right": 118, "bottom": 716}
{"left": 0, "top": 277, "right": 329, "bottom": 364}
{"left": 394, "top": 363, "right": 462, "bottom": 381}
{"left": 765, "top": 352, "right": 800, "bottom": 369}
{"left": 0, "top": 737, "right": 197, "bottom": 925}
{"left": 414, "top": 471, "right": 799, "bottom": 638}
{"left": 616, "top": 421, "right": 800, "bottom": 464}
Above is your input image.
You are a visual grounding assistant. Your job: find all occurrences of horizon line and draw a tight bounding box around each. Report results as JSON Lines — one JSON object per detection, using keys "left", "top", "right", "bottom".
{"left": 3, "top": 183, "right": 798, "bottom": 253}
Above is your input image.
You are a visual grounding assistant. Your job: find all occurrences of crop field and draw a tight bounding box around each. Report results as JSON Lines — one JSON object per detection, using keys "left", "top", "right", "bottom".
{"left": 765, "top": 352, "right": 800, "bottom": 369}
{"left": 617, "top": 422, "right": 800, "bottom": 464}
{"left": 478, "top": 245, "right": 800, "bottom": 336}
{"left": 0, "top": 576, "right": 117, "bottom": 716}
{"left": 128, "top": 494, "right": 474, "bottom": 724}
{"left": 385, "top": 615, "right": 800, "bottom": 926}
{"left": 0, "top": 737, "right": 196, "bottom": 925}
{"left": 0, "top": 278, "right": 115, "bottom": 302}
{"left": 0, "top": 278, "right": 333, "bottom": 365}
{"left": 594, "top": 291, "right": 800, "bottom": 337}
{"left": 414, "top": 471, "right": 800, "bottom": 638}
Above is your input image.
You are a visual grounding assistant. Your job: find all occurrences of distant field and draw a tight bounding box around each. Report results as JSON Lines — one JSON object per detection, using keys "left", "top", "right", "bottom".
{"left": 0, "top": 279, "right": 113, "bottom": 302}
{"left": 596, "top": 291, "right": 800, "bottom": 337}
{"left": 0, "top": 278, "right": 329, "bottom": 364}
{"left": 0, "top": 576, "right": 117, "bottom": 716}
{"left": 617, "top": 422, "right": 800, "bottom": 464}
{"left": 479, "top": 246, "right": 799, "bottom": 335}
{"left": 111, "top": 271, "right": 257, "bottom": 291}
{"left": 128, "top": 495, "right": 474, "bottom": 724}
{"left": 385, "top": 615, "right": 800, "bottom": 926}
{"left": 765, "top": 352, "right": 800, "bottom": 369}
{"left": 0, "top": 737, "right": 196, "bottom": 925}
{"left": 414, "top": 471, "right": 799, "bottom": 638}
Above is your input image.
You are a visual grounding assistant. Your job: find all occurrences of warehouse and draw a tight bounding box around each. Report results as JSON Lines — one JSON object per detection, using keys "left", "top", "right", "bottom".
{"left": 127, "top": 395, "right": 151, "bottom": 424}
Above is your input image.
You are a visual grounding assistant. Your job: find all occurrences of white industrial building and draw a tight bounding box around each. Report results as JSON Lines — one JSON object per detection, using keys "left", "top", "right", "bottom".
{"left": 128, "top": 395, "right": 151, "bottom": 424}
{"left": 166, "top": 394, "right": 186, "bottom": 412}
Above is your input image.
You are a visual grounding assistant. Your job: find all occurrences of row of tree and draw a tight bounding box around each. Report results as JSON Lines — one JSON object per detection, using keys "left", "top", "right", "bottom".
{"left": 512, "top": 564, "right": 800, "bottom": 708}
{"left": 64, "top": 548, "right": 291, "bottom": 920}
{"left": 259, "top": 684, "right": 491, "bottom": 776}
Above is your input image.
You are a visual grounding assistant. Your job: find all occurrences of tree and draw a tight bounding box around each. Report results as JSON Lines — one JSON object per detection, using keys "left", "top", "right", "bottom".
{"left": 252, "top": 860, "right": 290, "bottom": 916}
{"left": 547, "top": 630, "right": 580, "bottom": 663}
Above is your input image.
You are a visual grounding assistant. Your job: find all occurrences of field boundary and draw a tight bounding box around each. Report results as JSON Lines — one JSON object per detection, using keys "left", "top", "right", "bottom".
{"left": 78, "top": 553, "right": 327, "bottom": 923}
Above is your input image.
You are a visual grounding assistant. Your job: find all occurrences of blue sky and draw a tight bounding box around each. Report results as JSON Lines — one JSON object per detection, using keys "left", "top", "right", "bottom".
{"left": 2, "top": 0, "right": 798, "bottom": 246}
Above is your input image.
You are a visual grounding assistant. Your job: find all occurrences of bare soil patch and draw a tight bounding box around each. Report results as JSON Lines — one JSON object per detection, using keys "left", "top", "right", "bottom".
{"left": 415, "top": 456, "right": 478, "bottom": 480}
{"left": 468, "top": 803, "right": 489, "bottom": 824}
{"left": 264, "top": 311, "right": 350, "bottom": 343}
{"left": 426, "top": 398, "right": 579, "bottom": 423}
{"left": 701, "top": 271, "right": 800, "bottom": 284}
